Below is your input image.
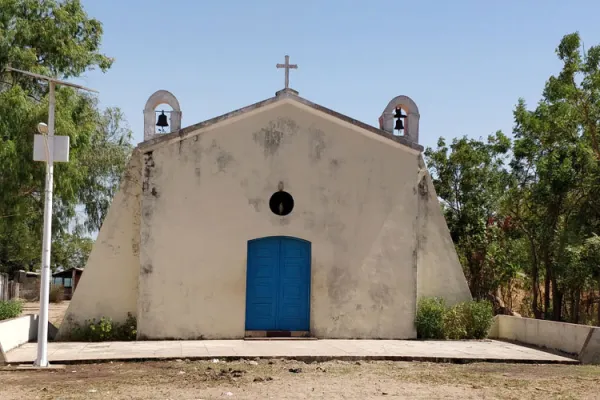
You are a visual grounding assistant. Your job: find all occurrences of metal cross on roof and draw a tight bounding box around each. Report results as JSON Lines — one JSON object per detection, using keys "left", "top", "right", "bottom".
{"left": 276, "top": 55, "right": 298, "bottom": 89}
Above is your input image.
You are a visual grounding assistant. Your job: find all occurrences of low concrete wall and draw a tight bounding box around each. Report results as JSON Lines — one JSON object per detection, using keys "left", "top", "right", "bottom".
{"left": 0, "top": 314, "right": 58, "bottom": 364}
{"left": 489, "top": 315, "right": 600, "bottom": 364}
{"left": 0, "top": 315, "right": 38, "bottom": 363}
{"left": 579, "top": 328, "right": 600, "bottom": 365}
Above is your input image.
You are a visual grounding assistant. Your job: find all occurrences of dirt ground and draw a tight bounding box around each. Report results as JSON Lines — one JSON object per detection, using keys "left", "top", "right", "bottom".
{"left": 1, "top": 359, "right": 599, "bottom": 400}
{"left": 8, "top": 303, "right": 599, "bottom": 398}
{"left": 20, "top": 300, "right": 69, "bottom": 327}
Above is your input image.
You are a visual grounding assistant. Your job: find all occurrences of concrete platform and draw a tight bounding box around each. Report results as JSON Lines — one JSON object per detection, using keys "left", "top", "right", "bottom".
{"left": 4, "top": 339, "right": 578, "bottom": 365}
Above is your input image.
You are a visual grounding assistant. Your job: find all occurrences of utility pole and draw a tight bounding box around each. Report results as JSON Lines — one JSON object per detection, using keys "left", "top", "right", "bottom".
{"left": 4, "top": 67, "right": 97, "bottom": 367}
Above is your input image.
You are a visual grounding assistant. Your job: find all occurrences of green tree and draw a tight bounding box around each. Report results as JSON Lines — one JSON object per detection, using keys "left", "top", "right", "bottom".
{"left": 425, "top": 132, "right": 518, "bottom": 301}
{"left": 0, "top": 0, "right": 131, "bottom": 275}
{"left": 507, "top": 32, "right": 600, "bottom": 320}
{"left": 582, "top": 235, "right": 600, "bottom": 324}
{"left": 52, "top": 233, "right": 93, "bottom": 270}
{"left": 0, "top": 0, "right": 113, "bottom": 79}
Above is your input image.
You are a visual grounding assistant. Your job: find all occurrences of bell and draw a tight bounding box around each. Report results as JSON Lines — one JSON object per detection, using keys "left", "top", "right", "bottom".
{"left": 156, "top": 111, "right": 169, "bottom": 128}
{"left": 394, "top": 108, "right": 406, "bottom": 131}
{"left": 394, "top": 118, "right": 404, "bottom": 131}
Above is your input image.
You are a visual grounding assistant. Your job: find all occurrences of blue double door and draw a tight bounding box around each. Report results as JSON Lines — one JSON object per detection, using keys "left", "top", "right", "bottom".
{"left": 245, "top": 236, "right": 311, "bottom": 331}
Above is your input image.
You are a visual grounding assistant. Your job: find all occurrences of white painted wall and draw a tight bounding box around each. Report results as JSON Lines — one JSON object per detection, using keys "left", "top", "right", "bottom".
{"left": 57, "top": 152, "right": 143, "bottom": 338}
{"left": 0, "top": 315, "right": 38, "bottom": 361}
{"left": 489, "top": 315, "right": 597, "bottom": 358}
{"left": 136, "top": 100, "right": 461, "bottom": 340}
{"left": 62, "top": 97, "right": 471, "bottom": 340}
{"left": 416, "top": 167, "right": 472, "bottom": 305}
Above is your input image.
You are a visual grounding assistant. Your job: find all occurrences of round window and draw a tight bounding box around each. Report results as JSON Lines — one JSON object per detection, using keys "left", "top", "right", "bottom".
{"left": 269, "top": 191, "right": 294, "bottom": 216}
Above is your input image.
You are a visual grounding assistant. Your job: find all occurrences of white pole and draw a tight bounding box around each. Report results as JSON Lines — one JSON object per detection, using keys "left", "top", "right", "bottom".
{"left": 34, "top": 81, "right": 55, "bottom": 367}
{"left": 4, "top": 67, "right": 96, "bottom": 368}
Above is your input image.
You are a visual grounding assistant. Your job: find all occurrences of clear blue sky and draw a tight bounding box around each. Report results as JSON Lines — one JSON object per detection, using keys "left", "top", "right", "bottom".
{"left": 75, "top": 0, "right": 600, "bottom": 150}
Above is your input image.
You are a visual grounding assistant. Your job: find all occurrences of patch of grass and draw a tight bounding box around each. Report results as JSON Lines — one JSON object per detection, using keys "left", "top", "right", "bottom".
{"left": 0, "top": 299, "right": 23, "bottom": 320}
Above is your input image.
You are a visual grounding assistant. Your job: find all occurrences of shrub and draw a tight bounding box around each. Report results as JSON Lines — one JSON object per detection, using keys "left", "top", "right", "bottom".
{"left": 0, "top": 299, "right": 23, "bottom": 320}
{"left": 68, "top": 312, "right": 137, "bottom": 341}
{"left": 443, "top": 303, "right": 468, "bottom": 339}
{"left": 461, "top": 300, "right": 494, "bottom": 339}
{"left": 114, "top": 313, "right": 138, "bottom": 341}
{"left": 49, "top": 285, "right": 64, "bottom": 303}
{"left": 416, "top": 297, "right": 495, "bottom": 340}
{"left": 415, "top": 297, "right": 446, "bottom": 339}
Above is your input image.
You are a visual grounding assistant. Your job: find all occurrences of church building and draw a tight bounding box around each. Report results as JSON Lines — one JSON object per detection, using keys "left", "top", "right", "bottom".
{"left": 59, "top": 57, "right": 471, "bottom": 340}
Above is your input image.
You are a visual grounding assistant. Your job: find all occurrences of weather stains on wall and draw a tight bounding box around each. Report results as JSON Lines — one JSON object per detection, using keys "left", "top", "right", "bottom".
{"left": 142, "top": 152, "right": 155, "bottom": 194}
{"left": 247, "top": 198, "right": 263, "bottom": 212}
{"left": 216, "top": 150, "right": 234, "bottom": 173}
{"left": 141, "top": 263, "right": 153, "bottom": 275}
{"left": 302, "top": 210, "right": 316, "bottom": 230}
{"left": 368, "top": 283, "right": 393, "bottom": 308}
{"left": 327, "top": 265, "right": 359, "bottom": 306}
{"left": 418, "top": 173, "right": 429, "bottom": 197}
{"left": 308, "top": 126, "right": 327, "bottom": 162}
{"left": 252, "top": 117, "right": 299, "bottom": 157}
{"left": 174, "top": 134, "right": 242, "bottom": 181}
{"left": 329, "top": 158, "right": 342, "bottom": 174}
{"left": 141, "top": 151, "right": 160, "bottom": 233}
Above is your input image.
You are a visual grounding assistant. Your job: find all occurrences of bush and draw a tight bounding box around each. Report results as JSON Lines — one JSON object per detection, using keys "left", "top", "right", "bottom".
{"left": 415, "top": 297, "right": 446, "bottom": 339}
{"left": 443, "top": 303, "right": 468, "bottom": 339}
{"left": 49, "top": 285, "right": 64, "bottom": 303}
{"left": 461, "top": 300, "right": 494, "bottom": 339}
{"left": 0, "top": 299, "right": 23, "bottom": 320}
{"left": 68, "top": 312, "right": 137, "bottom": 341}
{"left": 115, "top": 313, "right": 138, "bottom": 341}
{"left": 416, "top": 297, "right": 494, "bottom": 340}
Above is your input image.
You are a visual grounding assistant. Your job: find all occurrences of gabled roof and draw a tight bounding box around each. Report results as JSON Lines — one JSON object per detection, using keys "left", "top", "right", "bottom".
{"left": 138, "top": 88, "right": 424, "bottom": 153}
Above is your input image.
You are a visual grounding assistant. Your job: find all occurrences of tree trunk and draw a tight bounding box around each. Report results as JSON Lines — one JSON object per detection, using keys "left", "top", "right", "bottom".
{"left": 531, "top": 261, "right": 541, "bottom": 318}
{"left": 468, "top": 258, "right": 480, "bottom": 300}
{"left": 552, "top": 277, "right": 562, "bottom": 321}
{"left": 570, "top": 291, "right": 576, "bottom": 323}
{"left": 571, "top": 289, "right": 581, "bottom": 324}
{"left": 597, "top": 276, "right": 600, "bottom": 327}
{"left": 529, "top": 237, "right": 542, "bottom": 319}
{"left": 543, "top": 201, "right": 562, "bottom": 320}
{"left": 574, "top": 289, "right": 581, "bottom": 324}
{"left": 543, "top": 250, "right": 551, "bottom": 318}
{"left": 544, "top": 268, "right": 551, "bottom": 318}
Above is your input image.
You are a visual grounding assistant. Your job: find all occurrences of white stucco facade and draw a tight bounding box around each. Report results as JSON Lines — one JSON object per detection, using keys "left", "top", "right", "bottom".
{"left": 60, "top": 151, "right": 142, "bottom": 333}
{"left": 58, "top": 91, "right": 471, "bottom": 340}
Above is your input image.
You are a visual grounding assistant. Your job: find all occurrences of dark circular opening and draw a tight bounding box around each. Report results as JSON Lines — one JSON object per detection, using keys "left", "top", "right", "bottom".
{"left": 269, "top": 191, "right": 294, "bottom": 216}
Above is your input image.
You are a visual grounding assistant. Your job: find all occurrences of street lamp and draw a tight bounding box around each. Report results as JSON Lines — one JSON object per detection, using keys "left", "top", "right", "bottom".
{"left": 4, "top": 67, "right": 97, "bottom": 367}
{"left": 37, "top": 122, "right": 48, "bottom": 134}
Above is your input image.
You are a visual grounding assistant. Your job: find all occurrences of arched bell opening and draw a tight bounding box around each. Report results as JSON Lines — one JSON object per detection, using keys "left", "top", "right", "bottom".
{"left": 143, "top": 90, "right": 182, "bottom": 141}
{"left": 378, "top": 95, "right": 420, "bottom": 144}
{"left": 154, "top": 104, "right": 174, "bottom": 134}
